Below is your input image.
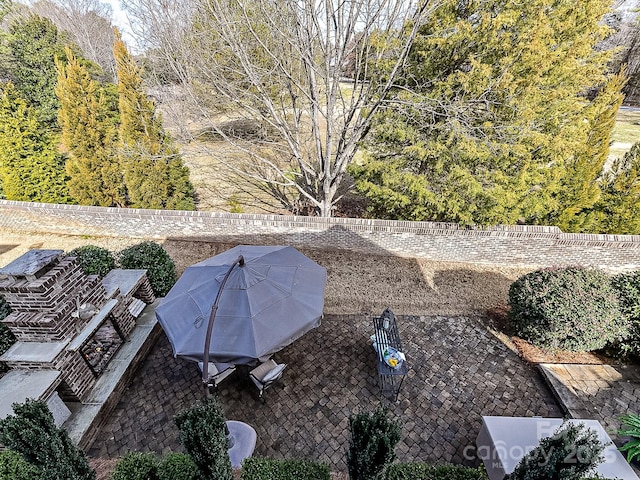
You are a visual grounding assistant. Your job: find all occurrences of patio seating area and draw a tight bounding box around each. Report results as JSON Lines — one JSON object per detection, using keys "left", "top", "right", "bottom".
{"left": 87, "top": 313, "right": 560, "bottom": 471}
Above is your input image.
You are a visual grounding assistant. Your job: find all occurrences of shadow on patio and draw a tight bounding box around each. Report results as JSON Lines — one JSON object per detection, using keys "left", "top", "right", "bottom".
{"left": 87, "top": 312, "right": 560, "bottom": 472}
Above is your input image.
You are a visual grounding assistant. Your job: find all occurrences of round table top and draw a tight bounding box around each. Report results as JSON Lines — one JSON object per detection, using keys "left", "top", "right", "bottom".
{"left": 226, "top": 420, "right": 257, "bottom": 468}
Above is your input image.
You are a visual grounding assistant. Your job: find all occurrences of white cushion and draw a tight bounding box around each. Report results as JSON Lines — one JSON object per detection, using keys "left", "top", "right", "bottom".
{"left": 262, "top": 364, "right": 286, "bottom": 383}
{"left": 198, "top": 362, "right": 220, "bottom": 375}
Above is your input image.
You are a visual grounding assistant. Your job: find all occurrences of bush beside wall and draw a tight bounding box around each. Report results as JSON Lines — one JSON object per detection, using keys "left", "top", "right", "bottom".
{"left": 508, "top": 267, "right": 628, "bottom": 351}
{"left": 118, "top": 241, "right": 176, "bottom": 297}
{"left": 240, "top": 457, "right": 331, "bottom": 480}
{"left": 383, "top": 462, "right": 487, "bottom": 480}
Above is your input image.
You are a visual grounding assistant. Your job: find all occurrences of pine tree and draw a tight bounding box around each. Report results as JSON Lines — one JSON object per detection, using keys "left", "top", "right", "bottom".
{"left": 351, "top": 0, "right": 616, "bottom": 227}
{"left": 0, "top": 82, "right": 71, "bottom": 203}
{"left": 113, "top": 29, "right": 195, "bottom": 210}
{"left": 555, "top": 69, "right": 627, "bottom": 232}
{"left": 596, "top": 141, "right": 640, "bottom": 234}
{"left": 55, "top": 46, "right": 124, "bottom": 206}
{"left": 6, "top": 14, "right": 68, "bottom": 130}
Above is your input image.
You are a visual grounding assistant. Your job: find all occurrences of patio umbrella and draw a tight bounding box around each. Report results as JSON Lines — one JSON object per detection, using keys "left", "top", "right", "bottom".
{"left": 155, "top": 245, "right": 327, "bottom": 366}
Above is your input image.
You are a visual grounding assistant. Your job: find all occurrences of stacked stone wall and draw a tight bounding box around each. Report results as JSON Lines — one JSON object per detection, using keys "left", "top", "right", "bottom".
{"left": 1, "top": 200, "right": 640, "bottom": 271}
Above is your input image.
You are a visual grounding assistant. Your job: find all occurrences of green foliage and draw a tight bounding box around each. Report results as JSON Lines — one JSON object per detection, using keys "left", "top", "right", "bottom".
{"left": 5, "top": 14, "right": 68, "bottom": 130}
{"left": 113, "top": 30, "right": 195, "bottom": 211}
{"left": 157, "top": 453, "right": 200, "bottom": 480}
{"left": 0, "top": 450, "right": 42, "bottom": 480}
{"left": 347, "top": 406, "right": 401, "bottom": 480}
{"left": 56, "top": 47, "right": 124, "bottom": 207}
{"left": 111, "top": 452, "right": 159, "bottom": 480}
{"left": 555, "top": 69, "right": 627, "bottom": 233}
{"left": 619, "top": 413, "right": 640, "bottom": 463}
{"left": 383, "top": 462, "right": 487, "bottom": 480}
{"left": 595, "top": 141, "right": 640, "bottom": 234}
{"left": 351, "top": 0, "right": 619, "bottom": 228}
{"left": 118, "top": 241, "right": 176, "bottom": 297}
{"left": 508, "top": 267, "right": 627, "bottom": 351}
{"left": 240, "top": 457, "right": 331, "bottom": 480}
{"left": 611, "top": 271, "right": 640, "bottom": 355}
{"left": 174, "top": 397, "right": 232, "bottom": 480}
{"left": 509, "top": 422, "right": 604, "bottom": 480}
{"left": 71, "top": 243, "right": 114, "bottom": 275}
{"left": 68, "top": 245, "right": 115, "bottom": 278}
{"left": 0, "top": 399, "right": 96, "bottom": 480}
{"left": 0, "top": 82, "right": 71, "bottom": 203}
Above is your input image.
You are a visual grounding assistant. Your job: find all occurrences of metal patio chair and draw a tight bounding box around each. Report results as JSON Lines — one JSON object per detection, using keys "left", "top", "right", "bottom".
{"left": 249, "top": 359, "right": 287, "bottom": 401}
{"left": 197, "top": 361, "right": 237, "bottom": 391}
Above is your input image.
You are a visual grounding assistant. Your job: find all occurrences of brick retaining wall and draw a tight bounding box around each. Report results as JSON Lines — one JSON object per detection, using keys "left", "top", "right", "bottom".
{"left": 1, "top": 200, "right": 640, "bottom": 272}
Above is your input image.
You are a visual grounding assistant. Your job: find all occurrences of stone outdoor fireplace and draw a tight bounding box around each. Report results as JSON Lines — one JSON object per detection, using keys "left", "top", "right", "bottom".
{"left": 0, "top": 250, "right": 155, "bottom": 420}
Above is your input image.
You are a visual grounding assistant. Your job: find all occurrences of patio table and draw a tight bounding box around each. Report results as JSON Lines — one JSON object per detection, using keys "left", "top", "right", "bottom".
{"left": 372, "top": 309, "right": 408, "bottom": 402}
{"left": 226, "top": 420, "right": 257, "bottom": 468}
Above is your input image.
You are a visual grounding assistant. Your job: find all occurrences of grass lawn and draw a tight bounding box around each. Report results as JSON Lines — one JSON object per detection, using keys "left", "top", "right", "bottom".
{"left": 610, "top": 108, "right": 640, "bottom": 161}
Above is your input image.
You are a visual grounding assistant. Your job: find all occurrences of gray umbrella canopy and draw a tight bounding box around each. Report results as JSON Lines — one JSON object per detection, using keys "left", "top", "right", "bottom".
{"left": 155, "top": 245, "right": 327, "bottom": 365}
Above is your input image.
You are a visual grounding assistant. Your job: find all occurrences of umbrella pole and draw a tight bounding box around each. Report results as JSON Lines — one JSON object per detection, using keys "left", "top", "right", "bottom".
{"left": 203, "top": 255, "right": 245, "bottom": 399}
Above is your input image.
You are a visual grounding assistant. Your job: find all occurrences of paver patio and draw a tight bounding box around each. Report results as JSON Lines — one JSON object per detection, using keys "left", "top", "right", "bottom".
{"left": 87, "top": 313, "right": 561, "bottom": 471}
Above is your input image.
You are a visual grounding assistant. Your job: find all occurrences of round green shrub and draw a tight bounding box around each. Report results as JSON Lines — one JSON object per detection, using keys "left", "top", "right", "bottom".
{"left": 68, "top": 245, "right": 115, "bottom": 278}
{"left": 118, "top": 242, "right": 176, "bottom": 297}
{"left": 508, "top": 266, "right": 627, "bottom": 352}
{"left": 111, "top": 452, "right": 159, "bottom": 480}
{"left": 174, "top": 397, "right": 232, "bottom": 480}
{"left": 347, "top": 407, "right": 401, "bottom": 480}
{"left": 157, "top": 453, "right": 200, "bottom": 480}
{"left": 0, "top": 450, "right": 42, "bottom": 480}
{"left": 612, "top": 270, "right": 640, "bottom": 355}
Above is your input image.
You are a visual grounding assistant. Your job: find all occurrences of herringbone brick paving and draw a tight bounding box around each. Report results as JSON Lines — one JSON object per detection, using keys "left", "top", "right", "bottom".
{"left": 87, "top": 314, "right": 560, "bottom": 471}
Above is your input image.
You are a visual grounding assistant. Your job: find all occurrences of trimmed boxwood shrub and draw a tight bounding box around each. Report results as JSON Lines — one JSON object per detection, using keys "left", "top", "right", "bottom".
{"left": 240, "top": 457, "right": 331, "bottom": 480}
{"left": 174, "top": 397, "right": 232, "bottom": 480}
{"left": 118, "top": 242, "right": 176, "bottom": 297}
{"left": 383, "top": 463, "right": 487, "bottom": 480}
{"left": 0, "top": 450, "right": 42, "bottom": 480}
{"left": 347, "top": 407, "right": 401, "bottom": 480}
{"left": 111, "top": 452, "right": 159, "bottom": 480}
{"left": 68, "top": 245, "right": 115, "bottom": 278}
{"left": 612, "top": 270, "right": 640, "bottom": 355}
{"left": 0, "top": 399, "right": 95, "bottom": 480}
{"left": 509, "top": 422, "right": 603, "bottom": 480}
{"left": 508, "top": 267, "right": 627, "bottom": 351}
{"left": 157, "top": 453, "right": 200, "bottom": 480}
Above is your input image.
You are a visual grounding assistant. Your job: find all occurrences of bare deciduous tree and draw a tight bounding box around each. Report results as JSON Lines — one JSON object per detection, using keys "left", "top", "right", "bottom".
{"left": 30, "top": 0, "right": 116, "bottom": 80}
{"left": 125, "top": 0, "right": 440, "bottom": 216}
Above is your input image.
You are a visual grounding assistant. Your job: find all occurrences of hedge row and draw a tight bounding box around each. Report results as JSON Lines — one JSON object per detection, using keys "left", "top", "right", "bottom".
{"left": 240, "top": 458, "right": 331, "bottom": 480}
{"left": 383, "top": 462, "right": 487, "bottom": 479}
{"left": 111, "top": 452, "right": 200, "bottom": 480}
{"left": 508, "top": 266, "right": 640, "bottom": 354}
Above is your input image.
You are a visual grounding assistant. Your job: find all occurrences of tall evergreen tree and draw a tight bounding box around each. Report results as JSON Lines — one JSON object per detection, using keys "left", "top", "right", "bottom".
{"left": 55, "top": 46, "right": 124, "bottom": 206}
{"left": 555, "top": 69, "right": 627, "bottom": 232}
{"left": 350, "top": 0, "right": 617, "bottom": 227}
{"left": 5, "top": 14, "right": 68, "bottom": 130}
{"left": 0, "top": 82, "right": 71, "bottom": 203}
{"left": 596, "top": 141, "right": 640, "bottom": 234}
{"left": 113, "top": 29, "right": 195, "bottom": 210}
